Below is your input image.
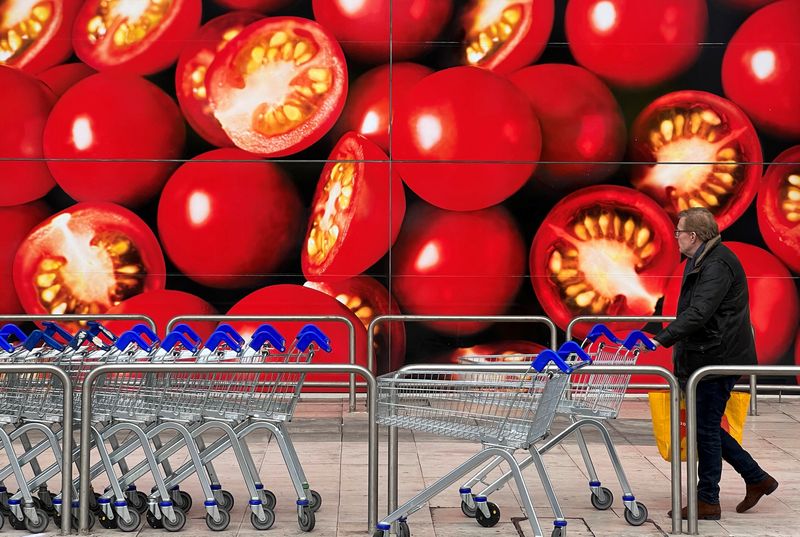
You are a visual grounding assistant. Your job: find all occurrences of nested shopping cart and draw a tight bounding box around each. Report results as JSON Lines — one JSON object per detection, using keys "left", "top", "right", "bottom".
{"left": 457, "top": 325, "right": 654, "bottom": 529}
{"left": 373, "top": 348, "right": 590, "bottom": 537}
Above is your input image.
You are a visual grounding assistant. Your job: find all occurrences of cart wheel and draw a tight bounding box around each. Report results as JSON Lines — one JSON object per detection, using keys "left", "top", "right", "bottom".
{"left": 298, "top": 505, "right": 316, "bottom": 532}
{"left": 590, "top": 487, "right": 614, "bottom": 510}
{"left": 90, "top": 491, "right": 101, "bottom": 512}
{"left": 397, "top": 520, "right": 411, "bottom": 537}
{"left": 461, "top": 498, "right": 477, "bottom": 518}
{"left": 25, "top": 508, "right": 50, "bottom": 533}
{"left": 88, "top": 510, "right": 97, "bottom": 530}
{"left": 551, "top": 527, "right": 564, "bottom": 537}
{"left": 98, "top": 512, "right": 118, "bottom": 529}
{"left": 131, "top": 491, "right": 149, "bottom": 514}
{"left": 309, "top": 489, "right": 322, "bottom": 512}
{"left": 624, "top": 502, "right": 648, "bottom": 526}
{"left": 475, "top": 502, "right": 501, "bottom": 528}
{"left": 162, "top": 508, "right": 187, "bottom": 532}
{"left": 250, "top": 509, "right": 275, "bottom": 531}
{"left": 214, "top": 489, "right": 235, "bottom": 511}
{"left": 10, "top": 513, "right": 26, "bottom": 530}
{"left": 146, "top": 511, "right": 163, "bottom": 529}
{"left": 117, "top": 509, "right": 141, "bottom": 532}
{"left": 173, "top": 490, "right": 193, "bottom": 512}
{"left": 260, "top": 489, "right": 277, "bottom": 510}
{"left": 0, "top": 511, "right": 4, "bottom": 531}
{"left": 206, "top": 507, "right": 231, "bottom": 531}
{"left": 372, "top": 531, "right": 385, "bottom": 537}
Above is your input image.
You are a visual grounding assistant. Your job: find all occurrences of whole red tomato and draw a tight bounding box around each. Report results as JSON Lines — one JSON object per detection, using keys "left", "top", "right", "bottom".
{"left": 226, "top": 284, "right": 368, "bottom": 388}
{"left": 530, "top": 186, "right": 680, "bottom": 339}
{"left": 43, "top": 73, "right": 185, "bottom": 207}
{"left": 312, "top": 0, "right": 452, "bottom": 63}
{"left": 392, "top": 66, "right": 541, "bottom": 211}
{"left": 105, "top": 289, "right": 218, "bottom": 340}
{"left": 662, "top": 242, "right": 799, "bottom": 365}
{"left": 37, "top": 62, "right": 95, "bottom": 97}
{"left": 72, "top": 0, "right": 201, "bottom": 75}
{"left": 758, "top": 145, "right": 800, "bottom": 273}
{"left": 333, "top": 62, "right": 432, "bottom": 153}
{"left": 630, "top": 90, "right": 762, "bottom": 231}
{"left": 509, "top": 64, "right": 626, "bottom": 189}
{"left": 392, "top": 203, "right": 526, "bottom": 336}
{"left": 722, "top": 0, "right": 800, "bottom": 139}
{"left": 305, "top": 276, "right": 406, "bottom": 373}
{"left": 176, "top": 11, "right": 263, "bottom": 148}
{"left": 461, "top": 0, "right": 554, "bottom": 73}
{"left": 0, "top": 202, "right": 51, "bottom": 314}
{"left": 13, "top": 202, "right": 166, "bottom": 318}
{"left": 212, "top": 0, "right": 292, "bottom": 11}
{"left": 207, "top": 16, "right": 348, "bottom": 157}
{"left": 565, "top": 0, "right": 708, "bottom": 88}
{"left": 157, "top": 148, "right": 303, "bottom": 289}
{"left": 0, "top": 66, "right": 55, "bottom": 206}
{"left": 302, "top": 132, "right": 405, "bottom": 282}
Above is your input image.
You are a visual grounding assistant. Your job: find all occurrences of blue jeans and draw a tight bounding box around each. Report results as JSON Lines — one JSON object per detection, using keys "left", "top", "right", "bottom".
{"left": 694, "top": 376, "right": 767, "bottom": 504}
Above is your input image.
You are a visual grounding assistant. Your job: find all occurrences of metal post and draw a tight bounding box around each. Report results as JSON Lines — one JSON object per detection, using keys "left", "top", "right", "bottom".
{"left": 78, "top": 362, "right": 377, "bottom": 533}
{"left": 0, "top": 313, "right": 157, "bottom": 332}
{"left": 750, "top": 375, "right": 758, "bottom": 415}
{"left": 167, "top": 315, "right": 358, "bottom": 411}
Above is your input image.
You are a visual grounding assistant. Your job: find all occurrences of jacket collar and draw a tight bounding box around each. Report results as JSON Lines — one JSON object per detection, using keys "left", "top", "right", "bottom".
{"left": 689, "top": 235, "right": 721, "bottom": 274}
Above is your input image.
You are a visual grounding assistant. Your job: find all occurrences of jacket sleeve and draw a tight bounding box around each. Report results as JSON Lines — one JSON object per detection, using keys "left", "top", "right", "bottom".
{"left": 654, "top": 260, "right": 733, "bottom": 348}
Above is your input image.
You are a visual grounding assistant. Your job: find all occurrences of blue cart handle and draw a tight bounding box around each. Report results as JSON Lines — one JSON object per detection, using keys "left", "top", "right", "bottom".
{"left": 556, "top": 341, "right": 593, "bottom": 364}
{"left": 114, "top": 331, "right": 154, "bottom": 352}
{"left": 86, "top": 321, "right": 117, "bottom": 342}
{"left": 250, "top": 325, "right": 286, "bottom": 353}
{"left": 295, "top": 324, "right": 331, "bottom": 353}
{"left": 171, "top": 323, "right": 203, "bottom": 347}
{"left": 204, "top": 330, "right": 242, "bottom": 353}
{"left": 161, "top": 331, "right": 199, "bottom": 353}
{"left": 128, "top": 324, "right": 160, "bottom": 346}
{"left": 622, "top": 330, "right": 657, "bottom": 351}
{"left": 585, "top": 324, "right": 623, "bottom": 344}
{"left": 215, "top": 323, "right": 245, "bottom": 346}
{"left": 532, "top": 349, "right": 573, "bottom": 374}
{"left": 0, "top": 336, "right": 13, "bottom": 353}
{"left": 23, "top": 330, "right": 65, "bottom": 352}
{"left": 42, "top": 321, "right": 74, "bottom": 345}
{"left": 0, "top": 324, "right": 27, "bottom": 343}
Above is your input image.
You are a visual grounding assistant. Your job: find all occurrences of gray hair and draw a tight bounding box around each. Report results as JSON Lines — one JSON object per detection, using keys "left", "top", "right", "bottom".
{"left": 677, "top": 207, "right": 719, "bottom": 242}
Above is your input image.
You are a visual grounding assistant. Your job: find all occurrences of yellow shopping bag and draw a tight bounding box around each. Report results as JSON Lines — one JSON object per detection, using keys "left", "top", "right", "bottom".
{"left": 647, "top": 390, "right": 750, "bottom": 462}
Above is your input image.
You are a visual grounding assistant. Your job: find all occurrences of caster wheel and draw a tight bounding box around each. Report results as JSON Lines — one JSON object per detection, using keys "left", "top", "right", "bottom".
{"left": 260, "top": 489, "right": 277, "bottom": 510}
{"left": 475, "top": 502, "right": 501, "bottom": 528}
{"left": 10, "top": 514, "right": 26, "bottom": 530}
{"left": 214, "top": 489, "right": 235, "bottom": 511}
{"left": 397, "top": 520, "right": 410, "bottom": 537}
{"left": 162, "top": 508, "right": 187, "bottom": 532}
{"left": 298, "top": 506, "right": 316, "bottom": 532}
{"left": 173, "top": 490, "right": 193, "bottom": 512}
{"left": 551, "top": 527, "right": 565, "bottom": 537}
{"left": 128, "top": 491, "right": 148, "bottom": 514}
{"left": 624, "top": 502, "right": 649, "bottom": 526}
{"left": 590, "top": 487, "right": 614, "bottom": 510}
{"left": 58, "top": 511, "right": 95, "bottom": 531}
{"left": 308, "top": 489, "right": 322, "bottom": 512}
{"left": 372, "top": 531, "right": 384, "bottom": 537}
{"left": 146, "top": 511, "right": 163, "bottom": 529}
{"left": 206, "top": 507, "right": 231, "bottom": 531}
{"left": 117, "top": 509, "right": 141, "bottom": 532}
{"left": 250, "top": 509, "right": 275, "bottom": 530}
{"left": 461, "top": 498, "right": 477, "bottom": 518}
{"left": 0, "top": 512, "right": 4, "bottom": 530}
{"left": 25, "top": 508, "right": 50, "bottom": 533}
{"left": 98, "top": 513, "right": 118, "bottom": 529}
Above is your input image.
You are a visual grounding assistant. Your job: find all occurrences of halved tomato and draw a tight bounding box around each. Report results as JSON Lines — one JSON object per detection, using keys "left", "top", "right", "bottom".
{"left": 212, "top": 0, "right": 291, "bottom": 12}
{"left": 0, "top": 201, "right": 51, "bottom": 314}
{"left": 1, "top": 0, "right": 81, "bottom": 73}
{"left": 207, "top": 16, "right": 347, "bottom": 156}
{"left": 72, "top": 0, "right": 201, "bottom": 75}
{"left": 302, "top": 132, "right": 405, "bottom": 281}
{"left": 757, "top": 145, "right": 800, "bottom": 273}
{"left": 630, "top": 90, "right": 762, "bottom": 231}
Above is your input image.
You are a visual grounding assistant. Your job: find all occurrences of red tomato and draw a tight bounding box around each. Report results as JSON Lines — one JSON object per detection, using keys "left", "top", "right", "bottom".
{"left": 305, "top": 276, "right": 406, "bottom": 373}
{"left": 565, "top": 0, "right": 708, "bottom": 88}
{"left": 157, "top": 148, "right": 303, "bottom": 289}
{"left": 311, "top": 0, "right": 452, "bottom": 64}
{"left": 13, "top": 202, "right": 166, "bottom": 319}
{"left": 0, "top": 66, "right": 55, "bottom": 206}
{"left": 392, "top": 204, "right": 526, "bottom": 336}
{"left": 302, "top": 132, "right": 405, "bottom": 281}
{"left": 392, "top": 66, "right": 541, "bottom": 211}
{"left": 722, "top": 0, "right": 800, "bottom": 139}
{"left": 37, "top": 62, "right": 95, "bottom": 97}
{"left": 758, "top": 145, "right": 800, "bottom": 273}
{"left": 663, "top": 242, "right": 799, "bottom": 365}
{"left": 0, "top": 202, "right": 51, "bottom": 314}
{"left": 105, "top": 289, "right": 217, "bottom": 340}
{"left": 433, "top": 340, "right": 547, "bottom": 364}
{"left": 42, "top": 73, "right": 185, "bottom": 207}
{"left": 508, "top": 64, "right": 626, "bottom": 189}
{"left": 461, "top": 0, "right": 554, "bottom": 73}
{"left": 72, "top": 0, "right": 201, "bottom": 75}
{"left": 207, "top": 16, "right": 348, "bottom": 157}
{"left": 719, "top": 0, "right": 780, "bottom": 9}
{"left": 630, "top": 90, "right": 762, "bottom": 231}
{"left": 530, "top": 186, "right": 680, "bottom": 339}
{"left": 175, "top": 11, "right": 262, "bottom": 148}
{"left": 213, "top": 0, "right": 292, "bottom": 12}
{"left": 226, "top": 284, "right": 368, "bottom": 388}
{"left": 333, "top": 62, "right": 432, "bottom": 153}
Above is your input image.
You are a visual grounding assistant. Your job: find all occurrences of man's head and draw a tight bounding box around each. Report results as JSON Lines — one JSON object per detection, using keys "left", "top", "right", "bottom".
{"left": 675, "top": 207, "right": 719, "bottom": 257}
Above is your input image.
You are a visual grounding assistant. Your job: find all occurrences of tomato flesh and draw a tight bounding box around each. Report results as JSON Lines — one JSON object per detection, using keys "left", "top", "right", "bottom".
{"left": 757, "top": 145, "right": 800, "bottom": 273}
{"left": 1, "top": 0, "right": 80, "bottom": 73}
{"left": 0, "top": 201, "right": 50, "bottom": 314}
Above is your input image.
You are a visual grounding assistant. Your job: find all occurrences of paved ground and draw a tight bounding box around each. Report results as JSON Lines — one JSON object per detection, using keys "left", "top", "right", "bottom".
{"left": 4, "top": 396, "right": 800, "bottom": 537}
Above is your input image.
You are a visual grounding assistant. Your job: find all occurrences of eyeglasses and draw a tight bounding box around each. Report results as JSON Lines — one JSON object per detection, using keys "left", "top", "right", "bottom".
{"left": 674, "top": 229, "right": 695, "bottom": 238}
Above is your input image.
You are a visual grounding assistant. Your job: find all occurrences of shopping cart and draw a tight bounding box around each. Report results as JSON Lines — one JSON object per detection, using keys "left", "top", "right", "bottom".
{"left": 457, "top": 325, "right": 655, "bottom": 529}
{"left": 373, "top": 348, "right": 590, "bottom": 537}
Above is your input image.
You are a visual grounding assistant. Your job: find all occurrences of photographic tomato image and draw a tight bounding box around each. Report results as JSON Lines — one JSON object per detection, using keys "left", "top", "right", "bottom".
{"left": 105, "top": 289, "right": 217, "bottom": 339}
{"left": 176, "top": 11, "right": 262, "bottom": 148}
{"left": 392, "top": 203, "right": 526, "bottom": 336}
{"left": 302, "top": 132, "right": 405, "bottom": 281}
{"left": 757, "top": 145, "right": 800, "bottom": 273}
{"left": 392, "top": 66, "right": 541, "bottom": 211}
{"left": 305, "top": 275, "right": 406, "bottom": 373}
{"left": 213, "top": 0, "right": 291, "bottom": 11}
{"left": 0, "top": 201, "right": 51, "bottom": 314}
{"left": 565, "top": 0, "right": 708, "bottom": 88}
{"left": 662, "top": 242, "right": 799, "bottom": 365}
{"left": 0, "top": 66, "right": 55, "bottom": 207}
{"left": 43, "top": 73, "right": 185, "bottom": 207}
{"left": 312, "top": 0, "right": 452, "bottom": 64}
{"left": 433, "top": 340, "right": 547, "bottom": 364}
{"left": 206, "top": 16, "right": 348, "bottom": 156}
{"left": 72, "top": 0, "right": 201, "bottom": 75}
{"left": 157, "top": 148, "right": 303, "bottom": 289}
{"left": 37, "top": 62, "right": 95, "bottom": 96}
{"left": 719, "top": 0, "right": 780, "bottom": 9}
{"left": 530, "top": 186, "right": 680, "bottom": 338}
{"left": 509, "top": 64, "right": 626, "bottom": 189}
{"left": 333, "top": 62, "right": 432, "bottom": 153}
{"left": 630, "top": 90, "right": 762, "bottom": 231}
{"left": 13, "top": 202, "right": 166, "bottom": 318}
{"left": 461, "top": 0, "right": 554, "bottom": 73}
{"left": 722, "top": 0, "right": 800, "bottom": 139}
{"left": 795, "top": 329, "right": 800, "bottom": 383}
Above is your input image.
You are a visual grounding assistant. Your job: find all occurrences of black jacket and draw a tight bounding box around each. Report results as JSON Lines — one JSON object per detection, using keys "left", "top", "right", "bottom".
{"left": 654, "top": 236, "right": 757, "bottom": 380}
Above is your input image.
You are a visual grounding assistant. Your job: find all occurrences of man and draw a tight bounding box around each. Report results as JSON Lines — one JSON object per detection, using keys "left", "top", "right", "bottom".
{"left": 651, "top": 207, "right": 777, "bottom": 520}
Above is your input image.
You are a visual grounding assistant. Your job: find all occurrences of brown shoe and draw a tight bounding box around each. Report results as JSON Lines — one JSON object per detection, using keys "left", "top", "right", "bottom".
{"left": 736, "top": 475, "right": 779, "bottom": 513}
{"left": 667, "top": 500, "right": 721, "bottom": 520}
